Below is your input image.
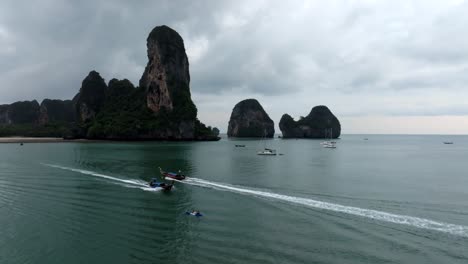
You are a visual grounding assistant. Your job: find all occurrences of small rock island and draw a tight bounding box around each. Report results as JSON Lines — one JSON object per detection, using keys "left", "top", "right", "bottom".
{"left": 227, "top": 99, "right": 274, "bottom": 138}
{"left": 279, "top": 105, "right": 341, "bottom": 138}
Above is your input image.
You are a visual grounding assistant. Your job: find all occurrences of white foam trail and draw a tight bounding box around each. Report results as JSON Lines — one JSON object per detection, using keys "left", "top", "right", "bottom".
{"left": 44, "top": 164, "right": 468, "bottom": 237}
{"left": 184, "top": 178, "right": 468, "bottom": 237}
{"left": 44, "top": 164, "right": 161, "bottom": 191}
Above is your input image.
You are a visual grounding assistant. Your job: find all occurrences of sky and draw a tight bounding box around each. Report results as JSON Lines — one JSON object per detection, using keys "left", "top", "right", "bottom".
{"left": 1, "top": 0, "right": 468, "bottom": 134}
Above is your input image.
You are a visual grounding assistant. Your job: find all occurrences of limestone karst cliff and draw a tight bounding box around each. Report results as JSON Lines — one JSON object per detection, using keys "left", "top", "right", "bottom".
{"left": 227, "top": 99, "right": 274, "bottom": 138}
{"left": 279, "top": 106, "right": 341, "bottom": 138}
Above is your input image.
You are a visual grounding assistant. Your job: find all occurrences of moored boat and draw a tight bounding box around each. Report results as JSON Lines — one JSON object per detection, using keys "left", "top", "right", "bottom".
{"left": 322, "top": 128, "right": 337, "bottom": 148}
{"left": 257, "top": 148, "right": 277, "bottom": 155}
{"left": 257, "top": 131, "right": 277, "bottom": 155}
{"left": 323, "top": 142, "right": 336, "bottom": 149}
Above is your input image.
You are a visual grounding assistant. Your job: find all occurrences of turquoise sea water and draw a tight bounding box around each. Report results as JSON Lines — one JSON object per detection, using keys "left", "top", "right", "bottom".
{"left": 1, "top": 135, "right": 467, "bottom": 263}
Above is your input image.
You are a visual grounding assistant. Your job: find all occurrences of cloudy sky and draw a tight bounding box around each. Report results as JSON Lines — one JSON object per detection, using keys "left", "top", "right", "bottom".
{"left": 1, "top": 0, "right": 468, "bottom": 134}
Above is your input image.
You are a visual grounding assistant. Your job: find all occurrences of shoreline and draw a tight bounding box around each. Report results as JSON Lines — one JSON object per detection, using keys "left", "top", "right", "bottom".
{"left": 0, "top": 137, "right": 98, "bottom": 143}
{"left": 0, "top": 136, "right": 221, "bottom": 143}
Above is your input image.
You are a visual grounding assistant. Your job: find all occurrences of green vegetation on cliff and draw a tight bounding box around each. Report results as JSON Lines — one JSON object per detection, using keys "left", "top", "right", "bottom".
{"left": 168, "top": 79, "right": 198, "bottom": 121}
{"left": 83, "top": 79, "right": 214, "bottom": 140}
{"left": 0, "top": 123, "right": 72, "bottom": 137}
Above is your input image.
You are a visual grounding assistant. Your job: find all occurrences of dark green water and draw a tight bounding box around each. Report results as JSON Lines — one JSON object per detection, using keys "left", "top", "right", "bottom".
{"left": 1, "top": 135, "right": 467, "bottom": 263}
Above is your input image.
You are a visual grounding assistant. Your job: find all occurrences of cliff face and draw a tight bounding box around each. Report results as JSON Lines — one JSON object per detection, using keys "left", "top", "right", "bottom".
{"left": 6, "top": 101, "right": 40, "bottom": 124}
{"left": 137, "top": 25, "right": 198, "bottom": 139}
{"left": 39, "top": 99, "right": 74, "bottom": 125}
{"left": 0, "top": 99, "right": 74, "bottom": 127}
{"left": 279, "top": 105, "right": 341, "bottom": 138}
{"left": 0, "top": 105, "right": 11, "bottom": 124}
{"left": 227, "top": 99, "right": 275, "bottom": 137}
{"left": 75, "top": 71, "right": 107, "bottom": 123}
{"left": 140, "top": 26, "right": 194, "bottom": 114}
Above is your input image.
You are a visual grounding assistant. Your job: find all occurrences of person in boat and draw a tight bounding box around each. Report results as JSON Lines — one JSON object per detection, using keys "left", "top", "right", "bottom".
{"left": 149, "top": 179, "right": 164, "bottom": 188}
{"left": 149, "top": 179, "right": 157, "bottom": 187}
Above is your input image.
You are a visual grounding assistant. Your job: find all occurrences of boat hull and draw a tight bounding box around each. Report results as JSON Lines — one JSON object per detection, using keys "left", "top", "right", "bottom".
{"left": 149, "top": 181, "right": 174, "bottom": 191}
{"left": 185, "top": 212, "right": 203, "bottom": 217}
{"left": 159, "top": 168, "right": 187, "bottom": 181}
{"left": 163, "top": 173, "right": 186, "bottom": 180}
{"left": 257, "top": 152, "right": 277, "bottom": 156}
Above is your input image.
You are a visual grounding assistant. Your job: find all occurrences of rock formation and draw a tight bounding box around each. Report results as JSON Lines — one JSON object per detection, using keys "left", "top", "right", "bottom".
{"left": 75, "top": 71, "right": 107, "bottom": 122}
{"left": 228, "top": 99, "right": 274, "bottom": 137}
{"left": 279, "top": 105, "right": 341, "bottom": 138}
{"left": 138, "top": 25, "right": 198, "bottom": 139}
{"left": 0, "top": 105, "right": 11, "bottom": 124}
{"left": 6, "top": 101, "right": 40, "bottom": 124}
{"left": 0, "top": 25, "right": 219, "bottom": 140}
{"left": 39, "top": 99, "right": 74, "bottom": 125}
{"left": 107, "top": 78, "right": 134, "bottom": 98}
{"left": 140, "top": 25, "right": 194, "bottom": 115}
{"left": 0, "top": 99, "right": 74, "bottom": 127}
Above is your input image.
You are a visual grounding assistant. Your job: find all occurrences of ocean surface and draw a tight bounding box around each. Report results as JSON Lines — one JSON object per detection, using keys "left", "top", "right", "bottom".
{"left": 1, "top": 135, "right": 467, "bottom": 264}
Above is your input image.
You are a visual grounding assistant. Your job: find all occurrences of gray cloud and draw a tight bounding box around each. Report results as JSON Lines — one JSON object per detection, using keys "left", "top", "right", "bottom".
{"left": 1, "top": 0, "right": 468, "bottom": 133}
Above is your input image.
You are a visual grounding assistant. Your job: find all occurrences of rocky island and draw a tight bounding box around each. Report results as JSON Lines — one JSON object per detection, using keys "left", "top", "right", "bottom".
{"left": 227, "top": 99, "right": 274, "bottom": 137}
{"left": 0, "top": 25, "right": 219, "bottom": 141}
{"left": 279, "top": 105, "right": 341, "bottom": 138}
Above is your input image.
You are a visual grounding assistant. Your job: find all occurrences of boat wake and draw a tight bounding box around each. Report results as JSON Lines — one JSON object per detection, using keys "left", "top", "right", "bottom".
{"left": 43, "top": 164, "right": 468, "bottom": 237}
{"left": 43, "top": 164, "right": 163, "bottom": 192}
{"left": 183, "top": 177, "right": 468, "bottom": 238}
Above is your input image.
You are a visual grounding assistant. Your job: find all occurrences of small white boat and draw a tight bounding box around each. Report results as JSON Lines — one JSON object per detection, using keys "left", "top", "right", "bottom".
{"left": 257, "top": 131, "right": 278, "bottom": 155}
{"left": 322, "top": 128, "right": 337, "bottom": 148}
{"left": 257, "top": 148, "right": 277, "bottom": 155}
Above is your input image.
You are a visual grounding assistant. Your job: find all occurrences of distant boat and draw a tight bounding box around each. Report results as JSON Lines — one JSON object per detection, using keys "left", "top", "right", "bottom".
{"left": 257, "top": 148, "right": 277, "bottom": 155}
{"left": 322, "top": 128, "right": 336, "bottom": 148}
{"left": 443, "top": 142, "right": 454, "bottom": 145}
{"left": 364, "top": 138, "right": 369, "bottom": 140}
{"left": 323, "top": 143, "right": 336, "bottom": 149}
{"left": 186, "top": 211, "right": 203, "bottom": 217}
{"left": 235, "top": 144, "right": 245, "bottom": 147}
{"left": 257, "top": 131, "right": 277, "bottom": 155}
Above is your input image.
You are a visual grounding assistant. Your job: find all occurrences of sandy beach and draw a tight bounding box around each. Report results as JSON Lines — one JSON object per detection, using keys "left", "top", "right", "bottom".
{"left": 0, "top": 137, "right": 93, "bottom": 143}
